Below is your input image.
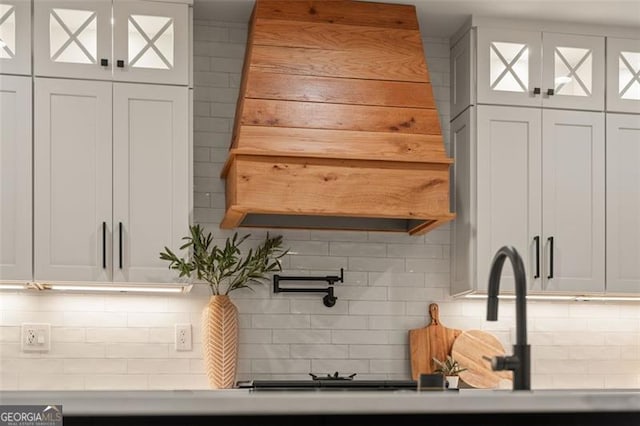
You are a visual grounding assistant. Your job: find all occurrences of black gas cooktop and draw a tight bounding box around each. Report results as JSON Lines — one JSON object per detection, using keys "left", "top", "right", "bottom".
{"left": 237, "top": 373, "right": 418, "bottom": 391}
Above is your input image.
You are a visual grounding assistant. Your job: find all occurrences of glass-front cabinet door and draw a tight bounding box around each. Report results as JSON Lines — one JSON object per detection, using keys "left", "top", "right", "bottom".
{"left": 477, "top": 28, "right": 605, "bottom": 111}
{"left": 0, "top": 0, "right": 30, "bottom": 75}
{"left": 607, "top": 37, "right": 640, "bottom": 114}
{"left": 477, "top": 28, "right": 542, "bottom": 107}
{"left": 113, "top": 0, "right": 188, "bottom": 85}
{"left": 34, "top": 0, "right": 112, "bottom": 80}
{"left": 34, "top": 0, "right": 188, "bottom": 85}
{"left": 542, "top": 32, "right": 604, "bottom": 111}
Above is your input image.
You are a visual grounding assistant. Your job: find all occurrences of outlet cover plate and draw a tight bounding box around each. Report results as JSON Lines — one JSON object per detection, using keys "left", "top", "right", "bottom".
{"left": 175, "top": 323, "right": 192, "bottom": 351}
{"left": 21, "top": 323, "right": 51, "bottom": 353}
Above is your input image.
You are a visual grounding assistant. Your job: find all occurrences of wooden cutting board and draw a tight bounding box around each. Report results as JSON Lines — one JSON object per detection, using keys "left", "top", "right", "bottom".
{"left": 451, "top": 329, "right": 513, "bottom": 389}
{"left": 409, "top": 303, "right": 462, "bottom": 380}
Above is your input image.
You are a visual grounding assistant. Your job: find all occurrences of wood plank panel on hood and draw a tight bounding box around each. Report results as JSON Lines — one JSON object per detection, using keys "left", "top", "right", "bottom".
{"left": 221, "top": 0, "right": 455, "bottom": 235}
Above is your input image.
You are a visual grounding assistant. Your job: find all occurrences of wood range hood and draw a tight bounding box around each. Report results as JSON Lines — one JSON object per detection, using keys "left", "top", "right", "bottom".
{"left": 221, "top": 0, "right": 455, "bottom": 236}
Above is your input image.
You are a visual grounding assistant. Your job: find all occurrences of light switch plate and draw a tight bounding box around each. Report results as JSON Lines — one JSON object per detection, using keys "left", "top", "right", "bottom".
{"left": 21, "top": 323, "right": 51, "bottom": 353}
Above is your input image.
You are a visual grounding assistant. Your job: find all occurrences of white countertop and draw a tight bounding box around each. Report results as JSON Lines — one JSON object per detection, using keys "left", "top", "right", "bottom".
{"left": 1, "top": 389, "right": 639, "bottom": 416}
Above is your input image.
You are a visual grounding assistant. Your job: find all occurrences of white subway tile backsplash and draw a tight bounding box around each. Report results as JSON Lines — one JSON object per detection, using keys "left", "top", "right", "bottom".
{"left": 387, "top": 287, "right": 444, "bottom": 301}
{"left": 330, "top": 242, "right": 386, "bottom": 258}
{"left": 387, "top": 244, "right": 442, "bottom": 259}
{"left": 349, "top": 257, "right": 405, "bottom": 272}
{"left": 335, "top": 287, "right": 387, "bottom": 301}
{"left": 369, "top": 272, "right": 424, "bottom": 287}
{"left": 252, "top": 359, "right": 310, "bottom": 374}
{"left": 348, "top": 301, "right": 405, "bottom": 316}
{"left": 147, "top": 374, "right": 209, "bottom": 390}
{"left": 19, "top": 374, "right": 84, "bottom": 390}
{"left": 406, "top": 258, "right": 450, "bottom": 273}
{"left": 127, "top": 359, "right": 191, "bottom": 374}
{"left": 290, "top": 256, "right": 348, "bottom": 271}
{"left": 311, "top": 359, "right": 369, "bottom": 374}
{"left": 1, "top": 359, "right": 64, "bottom": 374}
{"left": 85, "top": 375, "right": 148, "bottom": 390}
{"left": 310, "top": 230, "right": 368, "bottom": 242}
{"left": 273, "top": 330, "right": 330, "bottom": 344}
{"left": 239, "top": 329, "right": 272, "bottom": 344}
{"left": 85, "top": 328, "right": 149, "bottom": 343}
{"left": 332, "top": 330, "right": 388, "bottom": 345}
{"left": 349, "top": 345, "right": 406, "bottom": 359}
{"left": 0, "top": 327, "right": 19, "bottom": 343}
{"left": 64, "top": 359, "right": 127, "bottom": 374}
{"left": 310, "top": 315, "right": 368, "bottom": 330}
{"left": 106, "top": 344, "right": 169, "bottom": 359}
{"left": 239, "top": 344, "right": 290, "bottom": 359}
{"left": 251, "top": 314, "right": 311, "bottom": 329}
{"left": 369, "top": 359, "right": 409, "bottom": 374}
{"left": 127, "top": 313, "right": 190, "bottom": 328}
{"left": 50, "top": 343, "right": 105, "bottom": 358}
{"left": 291, "top": 344, "right": 348, "bottom": 359}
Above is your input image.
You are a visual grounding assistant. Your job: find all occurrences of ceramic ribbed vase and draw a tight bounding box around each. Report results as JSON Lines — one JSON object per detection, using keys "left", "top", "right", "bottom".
{"left": 202, "top": 295, "right": 239, "bottom": 389}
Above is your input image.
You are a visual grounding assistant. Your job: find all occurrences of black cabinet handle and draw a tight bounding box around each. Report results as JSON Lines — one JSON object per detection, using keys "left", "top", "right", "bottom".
{"left": 119, "top": 222, "right": 123, "bottom": 269}
{"left": 547, "top": 236, "right": 554, "bottom": 279}
{"left": 547, "top": 88, "right": 555, "bottom": 96}
{"left": 117, "top": 60, "right": 125, "bottom": 68}
{"left": 100, "top": 58, "right": 109, "bottom": 67}
{"left": 102, "top": 222, "right": 107, "bottom": 269}
{"left": 533, "top": 87, "right": 541, "bottom": 95}
{"left": 533, "top": 236, "right": 540, "bottom": 279}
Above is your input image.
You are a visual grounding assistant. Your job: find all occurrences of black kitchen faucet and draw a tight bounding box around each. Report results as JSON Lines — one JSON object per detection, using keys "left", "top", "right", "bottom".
{"left": 486, "top": 246, "right": 531, "bottom": 391}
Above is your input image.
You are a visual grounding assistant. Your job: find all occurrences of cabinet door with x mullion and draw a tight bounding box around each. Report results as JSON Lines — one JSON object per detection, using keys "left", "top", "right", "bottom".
{"left": 542, "top": 32, "right": 604, "bottom": 111}
{"left": 112, "top": 0, "right": 188, "bottom": 85}
{"left": 34, "top": 0, "right": 112, "bottom": 80}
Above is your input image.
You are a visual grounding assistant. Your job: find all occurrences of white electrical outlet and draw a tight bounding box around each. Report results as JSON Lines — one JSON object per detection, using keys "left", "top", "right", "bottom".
{"left": 21, "top": 323, "right": 51, "bottom": 353}
{"left": 175, "top": 324, "right": 192, "bottom": 351}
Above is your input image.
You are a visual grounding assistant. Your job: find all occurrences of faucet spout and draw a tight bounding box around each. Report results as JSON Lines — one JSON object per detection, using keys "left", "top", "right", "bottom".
{"left": 486, "top": 246, "right": 531, "bottom": 391}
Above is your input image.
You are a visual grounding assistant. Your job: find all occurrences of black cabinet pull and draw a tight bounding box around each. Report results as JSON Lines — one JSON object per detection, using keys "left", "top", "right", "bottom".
{"left": 119, "top": 222, "right": 123, "bottom": 269}
{"left": 102, "top": 222, "right": 107, "bottom": 269}
{"left": 100, "top": 58, "right": 109, "bottom": 67}
{"left": 533, "top": 236, "right": 540, "bottom": 279}
{"left": 533, "top": 87, "right": 541, "bottom": 95}
{"left": 117, "top": 60, "right": 125, "bottom": 68}
{"left": 547, "top": 236, "right": 554, "bottom": 279}
{"left": 547, "top": 88, "right": 555, "bottom": 96}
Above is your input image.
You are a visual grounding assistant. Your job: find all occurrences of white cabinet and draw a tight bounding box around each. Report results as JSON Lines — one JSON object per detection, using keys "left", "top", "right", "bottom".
{"left": 0, "top": 0, "right": 30, "bottom": 75}
{"left": 112, "top": 83, "right": 189, "bottom": 283}
{"left": 452, "top": 105, "right": 605, "bottom": 295}
{"left": 475, "top": 28, "right": 605, "bottom": 110}
{"left": 541, "top": 109, "right": 605, "bottom": 293}
{"left": 34, "top": 0, "right": 189, "bottom": 85}
{"left": 606, "top": 113, "right": 640, "bottom": 293}
{"left": 0, "top": 75, "right": 31, "bottom": 281}
{"left": 607, "top": 37, "right": 640, "bottom": 114}
{"left": 35, "top": 77, "right": 189, "bottom": 283}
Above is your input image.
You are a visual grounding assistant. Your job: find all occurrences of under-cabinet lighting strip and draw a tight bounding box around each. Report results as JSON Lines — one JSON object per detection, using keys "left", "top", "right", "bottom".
{"left": 0, "top": 282, "right": 192, "bottom": 294}
{"left": 464, "top": 294, "right": 640, "bottom": 302}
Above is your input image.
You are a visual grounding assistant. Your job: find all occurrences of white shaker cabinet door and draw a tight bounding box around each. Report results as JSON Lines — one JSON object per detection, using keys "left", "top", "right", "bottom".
{"left": 112, "top": 1, "right": 189, "bottom": 86}
{"left": 476, "top": 105, "right": 542, "bottom": 293}
{"left": 606, "top": 113, "right": 640, "bottom": 294}
{"left": 112, "top": 83, "right": 189, "bottom": 283}
{"left": 541, "top": 109, "right": 605, "bottom": 293}
{"left": 0, "top": 75, "right": 31, "bottom": 281}
{"left": 33, "top": 0, "right": 112, "bottom": 80}
{"left": 0, "top": 0, "right": 30, "bottom": 75}
{"left": 34, "top": 78, "right": 113, "bottom": 282}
